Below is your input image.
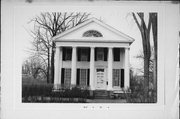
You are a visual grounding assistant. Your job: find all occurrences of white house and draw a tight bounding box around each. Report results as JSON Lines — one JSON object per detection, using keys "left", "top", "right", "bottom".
{"left": 53, "top": 18, "right": 134, "bottom": 92}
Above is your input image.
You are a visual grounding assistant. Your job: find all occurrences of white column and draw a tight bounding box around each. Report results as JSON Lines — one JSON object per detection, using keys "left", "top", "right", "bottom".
{"left": 71, "top": 46, "right": 77, "bottom": 86}
{"left": 107, "top": 47, "right": 113, "bottom": 90}
{"left": 58, "top": 47, "right": 63, "bottom": 85}
{"left": 54, "top": 46, "right": 62, "bottom": 89}
{"left": 90, "top": 47, "right": 95, "bottom": 90}
{"left": 124, "top": 47, "right": 130, "bottom": 89}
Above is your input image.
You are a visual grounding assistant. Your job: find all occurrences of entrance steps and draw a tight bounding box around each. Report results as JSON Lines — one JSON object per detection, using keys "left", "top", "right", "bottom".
{"left": 93, "top": 90, "right": 126, "bottom": 99}
{"left": 94, "top": 90, "right": 109, "bottom": 99}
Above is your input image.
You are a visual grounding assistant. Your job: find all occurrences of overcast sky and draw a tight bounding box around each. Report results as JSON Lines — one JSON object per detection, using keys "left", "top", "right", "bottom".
{"left": 14, "top": 3, "right": 155, "bottom": 74}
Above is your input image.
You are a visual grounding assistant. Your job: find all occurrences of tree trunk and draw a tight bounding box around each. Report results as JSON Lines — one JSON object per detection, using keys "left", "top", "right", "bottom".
{"left": 138, "top": 13, "right": 151, "bottom": 101}
{"left": 150, "top": 13, "right": 157, "bottom": 100}
{"left": 47, "top": 48, "right": 50, "bottom": 83}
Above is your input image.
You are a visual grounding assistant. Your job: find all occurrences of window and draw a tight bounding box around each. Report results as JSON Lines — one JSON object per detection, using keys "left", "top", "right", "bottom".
{"left": 96, "top": 48, "right": 104, "bottom": 61}
{"left": 77, "top": 48, "right": 90, "bottom": 61}
{"left": 114, "top": 48, "right": 120, "bottom": 61}
{"left": 95, "top": 48, "right": 107, "bottom": 61}
{"left": 61, "top": 68, "right": 71, "bottom": 87}
{"left": 63, "top": 47, "right": 72, "bottom": 61}
{"left": 112, "top": 69, "right": 124, "bottom": 88}
{"left": 83, "top": 30, "right": 103, "bottom": 37}
{"left": 121, "top": 69, "right": 124, "bottom": 88}
{"left": 76, "top": 69, "right": 90, "bottom": 86}
{"left": 113, "top": 69, "right": 121, "bottom": 86}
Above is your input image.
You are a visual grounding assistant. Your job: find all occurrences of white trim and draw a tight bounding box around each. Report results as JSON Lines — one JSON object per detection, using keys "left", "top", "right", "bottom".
{"left": 95, "top": 67, "right": 107, "bottom": 90}
{"left": 54, "top": 38, "right": 133, "bottom": 43}
{"left": 56, "top": 41, "right": 130, "bottom": 48}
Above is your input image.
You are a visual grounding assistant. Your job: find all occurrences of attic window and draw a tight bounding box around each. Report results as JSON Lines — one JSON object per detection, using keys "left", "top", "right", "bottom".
{"left": 83, "top": 30, "right": 103, "bottom": 37}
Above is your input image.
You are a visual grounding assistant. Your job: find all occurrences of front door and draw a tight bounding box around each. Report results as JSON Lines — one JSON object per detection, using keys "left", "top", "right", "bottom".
{"left": 96, "top": 68, "right": 106, "bottom": 90}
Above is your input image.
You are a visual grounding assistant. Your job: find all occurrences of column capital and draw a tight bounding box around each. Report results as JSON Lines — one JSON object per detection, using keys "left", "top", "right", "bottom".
{"left": 72, "top": 46, "right": 77, "bottom": 48}
{"left": 125, "top": 47, "right": 130, "bottom": 49}
{"left": 90, "top": 46, "right": 95, "bottom": 49}
{"left": 108, "top": 46, "right": 114, "bottom": 49}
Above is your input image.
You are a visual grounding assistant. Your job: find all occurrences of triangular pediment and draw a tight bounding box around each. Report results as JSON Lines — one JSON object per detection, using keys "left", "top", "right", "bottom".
{"left": 53, "top": 18, "right": 134, "bottom": 44}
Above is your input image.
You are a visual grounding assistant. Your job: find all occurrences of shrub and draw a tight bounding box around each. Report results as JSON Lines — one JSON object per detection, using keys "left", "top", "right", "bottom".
{"left": 123, "top": 75, "right": 157, "bottom": 103}
{"left": 22, "top": 84, "right": 91, "bottom": 102}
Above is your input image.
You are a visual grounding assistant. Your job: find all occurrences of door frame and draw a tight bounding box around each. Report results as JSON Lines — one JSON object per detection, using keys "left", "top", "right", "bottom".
{"left": 95, "top": 66, "right": 107, "bottom": 90}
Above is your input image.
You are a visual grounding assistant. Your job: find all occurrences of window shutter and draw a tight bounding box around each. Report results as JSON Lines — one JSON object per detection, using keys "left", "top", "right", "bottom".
{"left": 121, "top": 69, "right": 124, "bottom": 88}
{"left": 69, "top": 48, "right": 72, "bottom": 61}
{"left": 119, "top": 48, "right": 121, "bottom": 61}
{"left": 62, "top": 47, "right": 66, "bottom": 61}
{"left": 88, "top": 48, "right": 90, "bottom": 61}
{"left": 77, "top": 48, "right": 81, "bottom": 61}
{"left": 87, "top": 69, "right": 90, "bottom": 86}
{"left": 104, "top": 48, "right": 108, "bottom": 61}
{"left": 114, "top": 48, "right": 120, "bottom": 61}
{"left": 61, "top": 68, "right": 64, "bottom": 84}
{"left": 76, "top": 69, "right": 80, "bottom": 85}
{"left": 95, "top": 48, "right": 97, "bottom": 61}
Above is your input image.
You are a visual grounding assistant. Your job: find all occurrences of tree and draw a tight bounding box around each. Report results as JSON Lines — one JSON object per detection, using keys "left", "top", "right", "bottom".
{"left": 132, "top": 12, "right": 158, "bottom": 101}
{"left": 135, "top": 47, "right": 155, "bottom": 75}
{"left": 22, "top": 56, "right": 47, "bottom": 79}
{"left": 132, "top": 13, "right": 151, "bottom": 98}
{"left": 29, "top": 12, "right": 90, "bottom": 83}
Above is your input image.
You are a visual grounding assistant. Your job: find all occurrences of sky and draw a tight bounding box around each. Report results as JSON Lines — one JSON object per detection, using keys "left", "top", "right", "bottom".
{"left": 14, "top": 3, "right": 154, "bottom": 75}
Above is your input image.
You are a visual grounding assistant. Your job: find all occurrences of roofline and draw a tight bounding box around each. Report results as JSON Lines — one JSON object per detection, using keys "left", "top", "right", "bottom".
{"left": 52, "top": 17, "right": 135, "bottom": 43}
{"left": 52, "top": 18, "right": 93, "bottom": 40}
{"left": 54, "top": 38, "right": 134, "bottom": 45}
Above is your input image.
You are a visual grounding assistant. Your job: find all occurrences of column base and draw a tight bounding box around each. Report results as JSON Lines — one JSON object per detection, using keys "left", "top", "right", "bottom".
{"left": 90, "top": 87, "right": 95, "bottom": 90}
{"left": 107, "top": 87, "right": 113, "bottom": 91}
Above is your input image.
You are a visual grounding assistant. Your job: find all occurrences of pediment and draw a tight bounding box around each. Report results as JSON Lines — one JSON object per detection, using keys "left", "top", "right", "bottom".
{"left": 53, "top": 18, "right": 134, "bottom": 44}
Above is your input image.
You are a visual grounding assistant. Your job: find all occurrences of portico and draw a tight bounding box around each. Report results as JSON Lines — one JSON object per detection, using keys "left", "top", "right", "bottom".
{"left": 53, "top": 18, "right": 134, "bottom": 92}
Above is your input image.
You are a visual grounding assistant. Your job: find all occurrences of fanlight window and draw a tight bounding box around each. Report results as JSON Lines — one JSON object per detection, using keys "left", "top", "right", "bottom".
{"left": 83, "top": 30, "right": 103, "bottom": 37}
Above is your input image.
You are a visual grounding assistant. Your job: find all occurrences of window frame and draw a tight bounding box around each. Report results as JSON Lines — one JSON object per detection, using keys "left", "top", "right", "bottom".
{"left": 83, "top": 30, "right": 103, "bottom": 37}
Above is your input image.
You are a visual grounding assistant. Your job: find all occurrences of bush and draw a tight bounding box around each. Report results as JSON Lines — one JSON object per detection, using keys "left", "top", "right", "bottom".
{"left": 22, "top": 84, "right": 91, "bottom": 103}
{"left": 123, "top": 75, "right": 157, "bottom": 103}
{"left": 22, "top": 84, "right": 53, "bottom": 100}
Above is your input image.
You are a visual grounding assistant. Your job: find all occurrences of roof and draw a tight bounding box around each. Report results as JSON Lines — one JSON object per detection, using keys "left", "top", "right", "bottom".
{"left": 52, "top": 18, "right": 135, "bottom": 44}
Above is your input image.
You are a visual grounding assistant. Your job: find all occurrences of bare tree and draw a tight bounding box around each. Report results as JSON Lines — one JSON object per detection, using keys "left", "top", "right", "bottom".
{"left": 132, "top": 13, "right": 151, "bottom": 97}
{"left": 22, "top": 56, "right": 47, "bottom": 79}
{"left": 132, "top": 12, "right": 158, "bottom": 101}
{"left": 135, "top": 47, "right": 155, "bottom": 74}
{"left": 29, "top": 12, "right": 90, "bottom": 83}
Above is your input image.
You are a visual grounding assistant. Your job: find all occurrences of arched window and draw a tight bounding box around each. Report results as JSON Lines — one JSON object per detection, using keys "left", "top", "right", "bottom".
{"left": 83, "top": 30, "right": 103, "bottom": 37}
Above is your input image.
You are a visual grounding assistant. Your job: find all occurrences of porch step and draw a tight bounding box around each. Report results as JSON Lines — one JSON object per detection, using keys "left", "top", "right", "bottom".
{"left": 94, "top": 90, "right": 109, "bottom": 99}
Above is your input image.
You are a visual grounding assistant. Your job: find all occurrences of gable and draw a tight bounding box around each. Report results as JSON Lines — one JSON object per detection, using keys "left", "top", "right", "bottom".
{"left": 53, "top": 18, "right": 134, "bottom": 44}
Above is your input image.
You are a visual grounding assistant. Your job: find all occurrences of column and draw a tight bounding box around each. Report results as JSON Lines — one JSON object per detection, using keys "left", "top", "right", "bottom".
{"left": 90, "top": 47, "right": 95, "bottom": 90}
{"left": 71, "top": 46, "right": 77, "bottom": 86}
{"left": 58, "top": 47, "right": 63, "bottom": 85}
{"left": 54, "top": 46, "right": 62, "bottom": 89}
{"left": 124, "top": 47, "right": 130, "bottom": 89}
{"left": 107, "top": 47, "right": 113, "bottom": 90}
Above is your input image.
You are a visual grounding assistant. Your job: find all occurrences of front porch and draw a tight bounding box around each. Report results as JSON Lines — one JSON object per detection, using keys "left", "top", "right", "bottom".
{"left": 54, "top": 46, "right": 130, "bottom": 91}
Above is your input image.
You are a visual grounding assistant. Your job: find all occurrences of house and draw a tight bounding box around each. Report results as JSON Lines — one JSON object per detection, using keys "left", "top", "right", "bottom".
{"left": 52, "top": 18, "right": 134, "bottom": 93}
